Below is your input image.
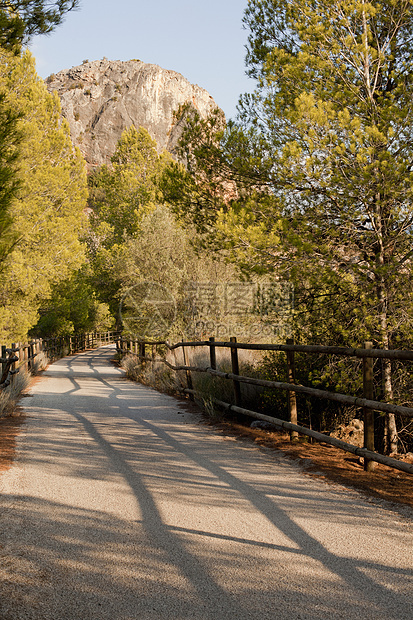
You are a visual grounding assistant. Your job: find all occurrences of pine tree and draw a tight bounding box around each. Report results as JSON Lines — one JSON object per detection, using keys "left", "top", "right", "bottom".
{"left": 0, "top": 93, "right": 20, "bottom": 269}
{"left": 165, "top": 1, "right": 413, "bottom": 453}
{"left": 0, "top": 1, "right": 78, "bottom": 49}
{"left": 89, "top": 126, "right": 174, "bottom": 245}
{"left": 0, "top": 49, "right": 87, "bottom": 342}
{"left": 0, "top": 0, "right": 79, "bottom": 270}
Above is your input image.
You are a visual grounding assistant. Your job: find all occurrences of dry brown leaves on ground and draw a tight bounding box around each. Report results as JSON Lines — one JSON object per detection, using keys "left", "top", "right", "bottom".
{"left": 207, "top": 419, "right": 413, "bottom": 510}
{"left": 0, "top": 414, "right": 26, "bottom": 475}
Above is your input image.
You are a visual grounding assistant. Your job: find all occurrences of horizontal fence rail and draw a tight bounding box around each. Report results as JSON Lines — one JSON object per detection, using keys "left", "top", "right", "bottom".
{"left": 116, "top": 336, "right": 413, "bottom": 476}
{"left": 199, "top": 399, "right": 413, "bottom": 475}
{"left": 130, "top": 338, "right": 413, "bottom": 360}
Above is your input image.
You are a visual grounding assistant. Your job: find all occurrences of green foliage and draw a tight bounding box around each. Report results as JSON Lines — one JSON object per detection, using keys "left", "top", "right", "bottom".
{"left": 170, "top": 1, "right": 413, "bottom": 345}
{"left": 163, "top": 1, "right": 413, "bottom": 452}
{"left": 84, "top": 123, "right": 243, "bottom": 341}
{"left": 32, "top": 268, "right": 114, "bottom": 337}
{"left": 0, "top": 0, "right": 82, "bottom": 337}
{"left": 0, "top": 49, "right": 88, "bottom": 343}
{"left": 87, "top": 126, "right": 189, "bottom": 329}
{"left": 91, "top": 203, "right": 239, "bottom": 340}
{"left": 0, "top": 91, "right": 20, "bottom": 270}
{"left": 0, "top": 1, "right": 79, "bottom": 49}
{"left": 89, "top": 126, "right": 174, "bottom": 246}
{"left": 161, "top": 105, "right": 232, "bottom": 249}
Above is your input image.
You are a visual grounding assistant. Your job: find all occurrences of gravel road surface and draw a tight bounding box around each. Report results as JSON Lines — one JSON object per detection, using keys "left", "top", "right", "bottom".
{"left": 0, "top": 346, "right": 412, "bottom": 620}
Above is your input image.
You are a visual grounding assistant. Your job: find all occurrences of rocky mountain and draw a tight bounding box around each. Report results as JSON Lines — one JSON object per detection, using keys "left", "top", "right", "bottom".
{"left": 46, "top": 58, "right": 219, "bottom": 168}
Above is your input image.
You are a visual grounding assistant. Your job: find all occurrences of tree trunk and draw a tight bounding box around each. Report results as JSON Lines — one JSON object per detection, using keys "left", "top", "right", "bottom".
{"left": 377, "top": 275, "right": 398, "bottom": 454}
{"left": 375, "top": 194, "right": 398, "bottom": 455}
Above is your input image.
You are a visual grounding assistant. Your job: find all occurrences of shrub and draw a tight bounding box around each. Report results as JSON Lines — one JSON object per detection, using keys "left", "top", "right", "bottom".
{"left": 68, "top": 82, "right": 84, "bottom": 90}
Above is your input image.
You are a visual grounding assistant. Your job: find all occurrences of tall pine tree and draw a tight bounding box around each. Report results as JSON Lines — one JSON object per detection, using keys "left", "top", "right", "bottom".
{"left": 165, "top": 1, "right": 413, "bottom": 453}
{"left": 0, "top": 49, "right": 87, "bottom": 341}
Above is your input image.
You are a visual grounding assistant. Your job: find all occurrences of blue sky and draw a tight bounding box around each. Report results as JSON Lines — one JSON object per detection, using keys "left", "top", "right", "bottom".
{"left": 29, "top": 0, "right": 253, "bottom": 119}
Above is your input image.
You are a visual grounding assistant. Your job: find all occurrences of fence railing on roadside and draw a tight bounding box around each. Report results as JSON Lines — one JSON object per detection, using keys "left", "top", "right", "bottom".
{"left": 0, "top": 331, "right": 120, "bottom": 391}
{"left": 116, "top": 336, "right": 413, "bottom": 477}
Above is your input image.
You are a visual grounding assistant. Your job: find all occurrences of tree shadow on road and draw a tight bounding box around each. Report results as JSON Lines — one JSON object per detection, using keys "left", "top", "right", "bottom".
{"left": 1, "top": 347, "right": 412, "bottom": 619}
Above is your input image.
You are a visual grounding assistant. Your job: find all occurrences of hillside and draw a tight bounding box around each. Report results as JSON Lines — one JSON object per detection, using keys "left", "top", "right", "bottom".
{"left": 46, "top": 58, "right": 219, "bottom": 168}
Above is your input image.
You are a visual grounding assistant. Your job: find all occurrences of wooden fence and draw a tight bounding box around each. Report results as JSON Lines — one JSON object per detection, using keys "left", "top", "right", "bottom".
{"left": 116, "top": 336, "right": 413, "bottom": 476}
{"left": 0, "top": 331, "right": 120, "bottom": 391}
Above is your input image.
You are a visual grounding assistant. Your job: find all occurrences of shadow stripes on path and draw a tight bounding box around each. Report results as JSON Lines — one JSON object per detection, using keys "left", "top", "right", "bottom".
{"left": 0, "top": 345, "right": 412, "bottom": 620}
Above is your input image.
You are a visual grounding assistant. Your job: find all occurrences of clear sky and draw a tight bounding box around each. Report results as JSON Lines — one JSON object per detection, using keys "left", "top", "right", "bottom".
{"left": 29, "top": 0, "right": 253, "bottom": 119}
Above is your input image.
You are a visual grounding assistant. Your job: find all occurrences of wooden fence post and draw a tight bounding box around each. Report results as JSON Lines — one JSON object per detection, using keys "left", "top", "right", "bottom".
{"left": 11, "top": 343, "right": 18, "bottom": 378}
{"left": 209, "top": 337, "right": 216, "bottom": 370}
{"left": 286, "top": 338, "right": 298, "bottom": 440}
{"left": 28, "top": 342, "right": 33, "bottom": 371}
{"left": 181, "top": 341, "right": 194, "bottom": 400}
{"left": 1, "top": 345, "right": 6, "bottom": 378}
{"left": 139, "top": 341, "right": 146, "bottom": 369}
{"left": 363, "top": 341, "right": 376, "bottom": 472}
{"left": 230, "top": 336, "right": 242, "bottom": 407}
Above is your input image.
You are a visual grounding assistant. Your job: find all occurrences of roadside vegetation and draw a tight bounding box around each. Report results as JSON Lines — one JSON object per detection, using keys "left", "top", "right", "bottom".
{"left": 0, "top": 368, "right": 31, "bottom": 417}
{"left": 0, "top": 349, "right": 48, "bottom": 418}
{"left": 160, "top": 1, "right": 413, "bottom": 455}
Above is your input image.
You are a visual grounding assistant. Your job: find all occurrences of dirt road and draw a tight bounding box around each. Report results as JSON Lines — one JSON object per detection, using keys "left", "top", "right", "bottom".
{"left": 0, "top": 346, "right": 412, "bottom": 619}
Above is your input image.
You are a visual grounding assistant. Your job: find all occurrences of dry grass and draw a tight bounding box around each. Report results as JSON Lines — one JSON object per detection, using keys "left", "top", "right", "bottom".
{"left": 120, "top": 353, "right": 182, "bottom": 394}
{"left": 187, "top": 347, "right": 265, "bottom": 412}
{"left": 0, "top": 351, "right": 48, "bottom": 418}
{"left": 0, "top": 369, "right": 31, "bottom": 417}
{"left": 120, "top": 346, "right": 266, "bottom": 420}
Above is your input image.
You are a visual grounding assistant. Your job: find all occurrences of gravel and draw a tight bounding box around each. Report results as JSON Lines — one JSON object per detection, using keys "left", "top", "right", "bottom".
{"left": 0, "top": 345, "right": 412, "bottom": 620}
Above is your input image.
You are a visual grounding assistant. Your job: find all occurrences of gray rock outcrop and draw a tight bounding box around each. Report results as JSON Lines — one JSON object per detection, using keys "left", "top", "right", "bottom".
{"left": 46, "top": 58, "right": 219, "bottom": 168}
{"left": 330, "top": 418, "right": 364, "bottom": 447}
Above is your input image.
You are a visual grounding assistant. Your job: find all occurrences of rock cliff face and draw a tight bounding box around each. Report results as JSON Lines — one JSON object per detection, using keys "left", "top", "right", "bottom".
{"left": 46, "top": 58, "right": 218, "bottom": 168}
